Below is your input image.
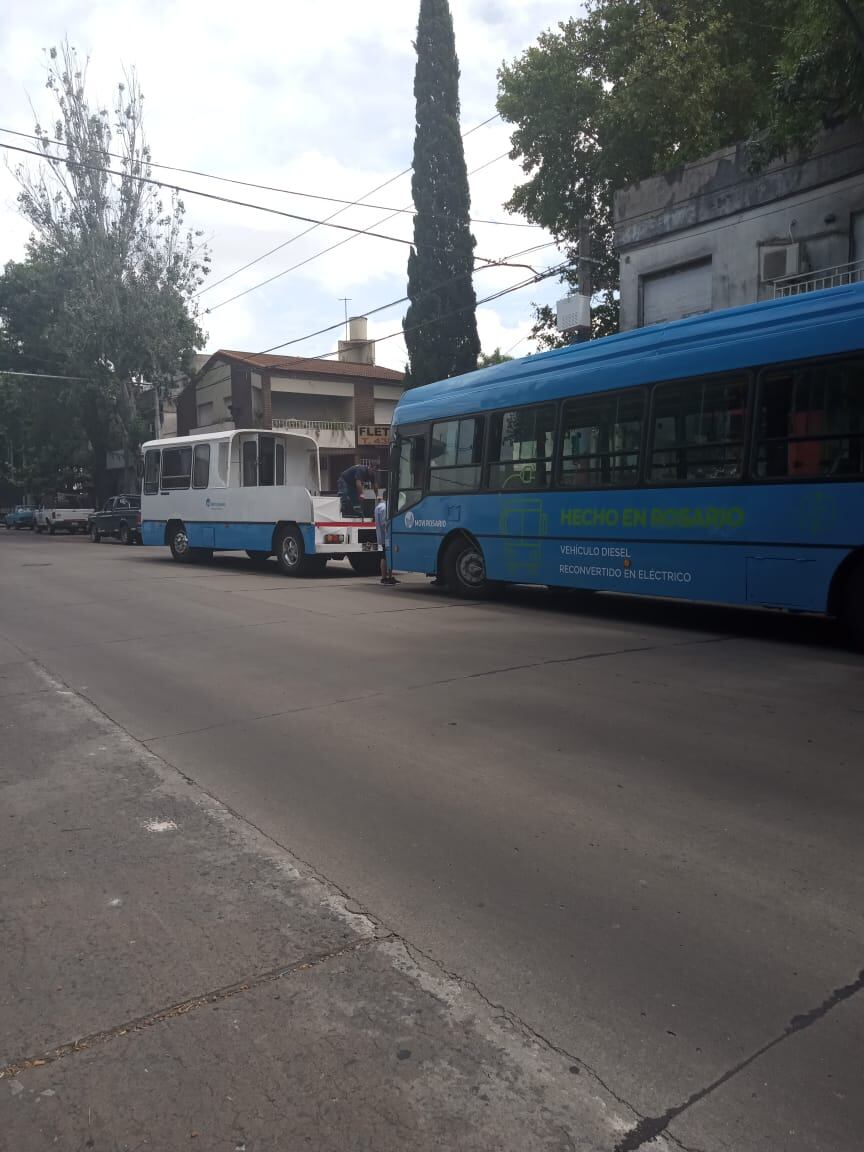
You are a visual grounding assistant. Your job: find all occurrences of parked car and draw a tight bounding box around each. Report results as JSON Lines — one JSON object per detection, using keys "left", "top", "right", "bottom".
{"left": 88, "top": 495, "right": 142, "bottom": 545}
{"left": 4, "top": 506, "right": 36, "bottom": 530}
{"left": 35, "top": 503, "right": 95, "bottom": 535}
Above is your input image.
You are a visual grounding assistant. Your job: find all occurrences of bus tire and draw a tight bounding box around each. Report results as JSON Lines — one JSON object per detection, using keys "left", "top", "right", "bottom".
{"left": 443, "top": 536, "right": 495, "bottom": 599}
{"left": 841, "top": 559, "right": 864, "bottom": 649}
{"left": 349, "top": 553, "right": 380, "bottom": 576}
{"left": 168, "top": 521, "right": 194, "bottom": 563}
{"left": 276, "top": 526, "right": 311, "bottom": 577}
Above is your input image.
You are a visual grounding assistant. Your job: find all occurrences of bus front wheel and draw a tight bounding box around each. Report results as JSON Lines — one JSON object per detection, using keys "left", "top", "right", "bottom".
{"left": 169, "top": 522, "right": 195, "bottom": 564}
{"left": 443, "top": 537, "right": 495, "bottom": 599}
{"left": 841, "top": 559, "right": 864, "bottom": 648}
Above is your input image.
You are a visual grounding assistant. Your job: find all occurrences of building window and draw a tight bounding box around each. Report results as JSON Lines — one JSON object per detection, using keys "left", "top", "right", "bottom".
{"left": 161, "top": 446, "right": 192, "bottom": 490}
{"left": 242, "top": 439, "right": 257, "bottom": 487}
{"left": 196, "top": 401, "right": 214, "bottom": 428}
{"left": 488, "top": 405, "right": 556, "bottom": 489}
{"left": 561, "top": 392, "right": 644, "bottom": 488}
{"left": 192, "top": 443, "right": 210, "bottom": 489}
{"left": 430, "top": 417, "right": 483, "bottom": 493}
{"left": 650, "top": 376, "right": 748, "bottom": 482}
{"left": 143, "top": 449, "right": 160, "bottom": 495}
{"left": 275, "top": 441, "right": 285, "bottom": 486}
{"left": 755, "top": 357, "right": 864, "bottom": 479}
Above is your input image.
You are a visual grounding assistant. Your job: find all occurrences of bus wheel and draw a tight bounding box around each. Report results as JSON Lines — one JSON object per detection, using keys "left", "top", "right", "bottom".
{"left": 349, "top": 553, "right": 380, "bottom": 577}
{"left": 276, "top": 527, "right": 309, "bottom": 577}
{"left": 443, "top": 536, "right": 494, "bottom": 599}
{"left": 841, "top": 560, "right": 864, "bottom": 648}
{"left": 169, "top": 522, "right": 194, "bottom": 563}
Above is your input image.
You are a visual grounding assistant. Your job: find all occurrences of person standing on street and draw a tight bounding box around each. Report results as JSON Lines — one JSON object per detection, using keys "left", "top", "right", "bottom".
{"left": 375, "top": 494, "right": 397, "bottom": 585}
{"left": 337, "top": 463, "right": 377, "bottom": 517}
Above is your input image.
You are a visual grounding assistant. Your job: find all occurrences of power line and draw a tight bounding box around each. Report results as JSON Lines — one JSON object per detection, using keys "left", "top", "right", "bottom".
{"left": 198, "top": 257, "right": 568, "bottom": 399}
{"left": 203, "top": 150, "right": 514, "bottom": 314}
{"left": 0, "top": 119, "right": 536, "bottom": 230}
{"left": 258, "top": 241, "right": 561, "bottom": 355}
{"left": 0, "top": 140, "right": 479, "bottom": 255}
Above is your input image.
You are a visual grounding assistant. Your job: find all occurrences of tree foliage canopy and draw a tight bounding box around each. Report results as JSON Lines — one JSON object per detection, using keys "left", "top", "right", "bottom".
{"left": 403, "top": 0, "right": 480, "bottom": 388}
{"left": 497, "top": 0, "right": 864, "bottom": 345}
{"left": 0, "top": 41, "right": 208, "bottom": 498}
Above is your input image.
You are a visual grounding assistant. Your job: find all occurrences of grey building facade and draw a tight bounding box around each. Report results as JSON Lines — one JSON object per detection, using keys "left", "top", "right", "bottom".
{"left": 613, "top": 122, "right": 864, "bottom": 331}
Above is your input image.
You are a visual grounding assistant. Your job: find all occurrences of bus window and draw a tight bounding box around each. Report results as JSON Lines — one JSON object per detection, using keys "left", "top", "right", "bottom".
{"left": 242, "top": 439, "right": 258, "bottom": 487}
{"left": 395, "top": 434, "right": 428, "bottom": 511}
{"left": 192, "top": 443, "right": 211, "bottom": 489}
{"left": 755, "top": 358, "right": 864, "bottom": 479}
{"left": 259, "top": 435, "right": 276, "bottom": 486}
{"left": 275, "top": 441, "right": 286, "bottom": 486}
{"left": 161, "top": 446, "right": 192, "bottom": 490}
{"left": 143, "top": 449, "right": 160, "bottom": 495}
{"left": 560, "top": 392, "right": 644, "bottom": 488}
{"left": 650, "top": 376, "right": 747, "bottom": 482}
{"left": 430, "top": 418, "right": 483, "bottom": 493}
{"left": 215, "top": 441, "right": 230, "bottom": 488}
{"left": 489, "top": 405, "right": 556, "bottom": 490}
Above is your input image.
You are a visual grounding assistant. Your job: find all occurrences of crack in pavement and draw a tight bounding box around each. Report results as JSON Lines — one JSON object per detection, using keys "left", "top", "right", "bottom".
{"left": 614, "top": 967, "right": 864, "bottom": 1151}
{"left": 138, "top": 635, "right": 729, "bottom": 745}
{"left": 0, "top": 934, "right": 386, "bottom": 1081}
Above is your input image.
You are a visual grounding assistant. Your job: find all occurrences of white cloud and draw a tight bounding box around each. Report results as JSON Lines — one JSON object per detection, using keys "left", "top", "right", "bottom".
{"left": 1, "top": 0, "right": 578, "bottom": 372}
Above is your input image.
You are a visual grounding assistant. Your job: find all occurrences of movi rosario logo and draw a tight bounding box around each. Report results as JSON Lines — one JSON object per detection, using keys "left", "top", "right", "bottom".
{"left": 404, "top": 510, "right": 445, "bottom": 529}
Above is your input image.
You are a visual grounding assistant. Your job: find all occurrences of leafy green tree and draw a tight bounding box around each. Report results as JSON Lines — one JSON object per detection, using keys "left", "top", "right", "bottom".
{"left": 5, "top": 40, "right": 208, "bottom": 496}
{"left": 497, "top": 0, "right": 863, "bottom": 344}
{"left": 477, "top": 348, "right": 514, "bottom": 367}
{"left": 404, "top": 0, "right": 480, "bottom": 388}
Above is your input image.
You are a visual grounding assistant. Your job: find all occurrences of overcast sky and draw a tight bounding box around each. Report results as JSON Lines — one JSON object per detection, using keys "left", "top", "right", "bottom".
{"left": 0, "top": 1, "right": 576, "bottom": 372}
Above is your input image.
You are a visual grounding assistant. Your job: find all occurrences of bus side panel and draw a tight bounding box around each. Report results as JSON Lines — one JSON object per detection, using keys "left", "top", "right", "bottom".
{"left": 141, "top": 520, "right": 166, "bottom": 547}
{"left": 390, "top": 482, "right": 862, "bottom": 612}
{"left": 211, "top": 522, "right": 275, "bottom": 552}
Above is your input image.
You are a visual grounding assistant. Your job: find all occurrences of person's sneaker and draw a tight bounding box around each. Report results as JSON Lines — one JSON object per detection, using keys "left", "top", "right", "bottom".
{"left": 380, "top": 575, "right": 398, "bottom": 585}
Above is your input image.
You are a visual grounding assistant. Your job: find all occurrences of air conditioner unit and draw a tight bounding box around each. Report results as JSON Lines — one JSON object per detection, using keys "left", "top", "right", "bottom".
{"left": 760, "top": 243, "right": 800, "bottom": 283}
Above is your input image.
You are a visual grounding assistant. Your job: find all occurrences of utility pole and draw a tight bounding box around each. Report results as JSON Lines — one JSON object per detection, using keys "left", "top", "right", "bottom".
{"left": 574, "top": 219, "right": 593, "bottom": 344}
{"left": 339, "top": 298, "right": 352, "bottom": 340}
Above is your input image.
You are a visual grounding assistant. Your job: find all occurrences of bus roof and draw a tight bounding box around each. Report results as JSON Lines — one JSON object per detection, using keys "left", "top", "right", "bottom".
{"left": 393, "top": 281, "right": 864, "bottom": 426}
{"left": 141, "top": 428, "right": 319, "bottom": 451}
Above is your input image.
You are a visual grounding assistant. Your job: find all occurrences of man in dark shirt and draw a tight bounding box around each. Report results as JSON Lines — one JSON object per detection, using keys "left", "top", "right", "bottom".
{"left": 337, "top": 463, "right": 376, "bottom": 516}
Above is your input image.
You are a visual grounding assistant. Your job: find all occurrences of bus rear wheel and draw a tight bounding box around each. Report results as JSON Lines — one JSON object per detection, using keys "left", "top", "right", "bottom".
{"left": 841, "top": 559, "right": 864, "bottom": 649}
{"left": 275, "top": 527, "right": 320, "bottom": 577}
{"left": 443, "top": 536, "right": 495, "bottom": 599}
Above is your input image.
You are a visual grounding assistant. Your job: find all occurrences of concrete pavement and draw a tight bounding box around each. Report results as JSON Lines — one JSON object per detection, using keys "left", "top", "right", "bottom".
{"left": 1, "top": 530, "right": 863, "bottom": 1150}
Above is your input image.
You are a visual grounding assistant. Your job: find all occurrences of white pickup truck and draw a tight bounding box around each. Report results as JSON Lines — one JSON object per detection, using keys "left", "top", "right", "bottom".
{"left": 34, "top": 503, "right": 95, "bottom": 535}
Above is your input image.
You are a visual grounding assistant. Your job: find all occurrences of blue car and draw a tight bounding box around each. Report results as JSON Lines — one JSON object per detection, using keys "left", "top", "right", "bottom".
{"left": 3, "top": 506, "right": 36, "bottom": 530}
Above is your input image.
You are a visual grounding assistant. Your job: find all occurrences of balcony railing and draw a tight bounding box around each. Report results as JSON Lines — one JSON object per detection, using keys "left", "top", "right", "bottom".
{"left": 272, "top": 418, "right": 354, "bottom": 433}
{"left": 773, "top": 259, "right": 864, "bottom": 299}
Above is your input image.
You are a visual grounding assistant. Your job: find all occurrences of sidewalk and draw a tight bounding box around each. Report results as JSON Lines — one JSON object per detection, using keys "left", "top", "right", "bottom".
{"left": 0, "top": 659, "right": 633, "bottom": 1151}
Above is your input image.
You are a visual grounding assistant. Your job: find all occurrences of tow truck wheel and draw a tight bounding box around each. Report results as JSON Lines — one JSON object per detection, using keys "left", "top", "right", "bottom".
{"left": 349, "top": 553, "right": 380, "bottom": 577}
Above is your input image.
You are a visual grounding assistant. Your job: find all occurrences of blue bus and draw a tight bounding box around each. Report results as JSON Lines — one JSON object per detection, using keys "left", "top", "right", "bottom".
{"left": 388, "top": 283, "right": 864, "bottom": 643}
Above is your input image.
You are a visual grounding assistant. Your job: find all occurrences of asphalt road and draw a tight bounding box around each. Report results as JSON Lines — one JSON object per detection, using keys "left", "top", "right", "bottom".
{"left": 2, "top": 529, "right": 862, "bottom": 1151}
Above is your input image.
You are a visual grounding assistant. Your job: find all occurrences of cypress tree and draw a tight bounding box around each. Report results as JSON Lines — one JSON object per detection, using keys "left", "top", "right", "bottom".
{"left": 403, "top": 0, "right": 480, "bottom": 389}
